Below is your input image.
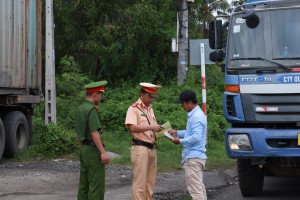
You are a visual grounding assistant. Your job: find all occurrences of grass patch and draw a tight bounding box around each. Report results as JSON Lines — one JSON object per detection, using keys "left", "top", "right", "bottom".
{"left": 180, "top": 197, "right": 192, "bottom": 200}
{"left": 102, "top": 130, "right": 183, "bottom": 171}
{"left": 10, "top": 127, "right": 235, "bottom": 173}
{"left": 103, "top": 130, "right": 235, "bottom": 172}
{"left": 206, "top": 139, "right": 236, "bottom": 171}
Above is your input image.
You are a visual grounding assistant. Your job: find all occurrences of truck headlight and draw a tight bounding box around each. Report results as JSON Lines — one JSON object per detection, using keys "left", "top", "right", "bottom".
{"left": 228, "top": 134, "right": 252, "bottom": 151}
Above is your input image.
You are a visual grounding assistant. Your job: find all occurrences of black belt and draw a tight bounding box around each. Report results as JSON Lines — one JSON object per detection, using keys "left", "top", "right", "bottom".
{"left": 82, "top": 140, "right": 105, "bottom": 147}
{"left": 132, "top": 138, "right": 155, "bottom": 149}
{"left": 82, "top": 140, "right": 96, "bottom": 146}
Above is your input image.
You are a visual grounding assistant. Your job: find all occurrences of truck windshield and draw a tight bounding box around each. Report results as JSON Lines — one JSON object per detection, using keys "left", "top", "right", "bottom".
{"left": 227, "top": 8, "right": 300, "bottom": 70}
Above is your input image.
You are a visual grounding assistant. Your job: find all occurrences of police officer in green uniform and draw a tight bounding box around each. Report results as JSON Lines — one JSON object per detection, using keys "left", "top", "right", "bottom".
{"left": 75, "top": 80, "right": 109, "bottom": 200}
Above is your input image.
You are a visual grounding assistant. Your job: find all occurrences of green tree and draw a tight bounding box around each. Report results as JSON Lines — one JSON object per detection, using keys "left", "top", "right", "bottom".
{"left": 53, "top": 0, "right": 177, "bottom": 85}
{"left": 189, "top": 0, "right": 231, "bottom": 39}
{"left": 231, "top": 0, "right": 246, "bottom": 7}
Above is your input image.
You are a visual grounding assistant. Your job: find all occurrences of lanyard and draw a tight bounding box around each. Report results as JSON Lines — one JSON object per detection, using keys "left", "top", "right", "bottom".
{"left": 135, "top": 106, "right": 157, "bottom": 140}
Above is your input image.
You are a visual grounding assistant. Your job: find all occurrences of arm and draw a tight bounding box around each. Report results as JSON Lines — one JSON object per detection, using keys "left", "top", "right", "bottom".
{"left": 179, "top": 122, "right": 203, "bottom": 145}
{"left": 128, "top": 124, "right": 163, "bottom": 133}
{"left": 177, "top": 130, "right": 187, "bottom": 138}
{"left": 91, "top": 131, "right": 109, "bottom": 164}
{"left": 168, "top": 130, "right": 183, "bottom": 145}
{"left": 76, "top": 133, "right": 82, "bottom": 148}
{"left": 167, "top": 129, "right": 187, "bottom": 138}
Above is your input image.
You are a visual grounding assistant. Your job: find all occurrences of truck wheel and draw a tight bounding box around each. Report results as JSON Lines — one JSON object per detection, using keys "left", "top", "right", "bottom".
{"left": 0, "top": 118, "right": 5, "bottom": 160}
{"left": 237, "top": 159, "right": 264, "bottom": 196}
{"left": 3, "top": 111, "right": 30, "bottom": 158}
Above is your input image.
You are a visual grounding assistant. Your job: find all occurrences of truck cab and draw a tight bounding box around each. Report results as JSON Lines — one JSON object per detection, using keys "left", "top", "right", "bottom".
{"left": 209, "top": 0, "right": 300, "bottom": 196}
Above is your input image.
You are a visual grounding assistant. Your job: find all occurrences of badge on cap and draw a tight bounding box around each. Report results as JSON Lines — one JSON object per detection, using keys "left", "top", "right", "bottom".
{"left": 84, "top": 80, "right": 108, "bottom": 93}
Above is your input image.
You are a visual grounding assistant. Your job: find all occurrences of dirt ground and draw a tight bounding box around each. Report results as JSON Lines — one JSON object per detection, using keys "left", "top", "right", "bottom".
{"left": 0, "top": 159, "right": 232, "bottom": 200}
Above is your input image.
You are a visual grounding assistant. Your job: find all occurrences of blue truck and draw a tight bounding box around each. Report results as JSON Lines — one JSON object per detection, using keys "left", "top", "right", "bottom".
{"left": 209, "top": 0, "right": 300, "bottom": 196}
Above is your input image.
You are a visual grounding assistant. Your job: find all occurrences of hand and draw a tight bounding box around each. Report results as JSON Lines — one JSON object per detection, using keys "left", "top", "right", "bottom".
{"left": 101, "top": 152, "right": 110, "bottom": 164}
{"left": 171, "top": 137, "right": 180, "bottom": 145}
{"left": 168, "top": 129, "right": 177, "bottom": 137}
{"left": 152, "top": 125, "right": 164, "bottom": 132}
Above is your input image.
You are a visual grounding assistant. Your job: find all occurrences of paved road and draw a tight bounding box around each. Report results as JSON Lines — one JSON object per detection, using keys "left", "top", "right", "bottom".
{"left": 209, "top": 171, "right": 300, "bottom": 200}
{"left": 3, "top": 160, "right": 299, "bottom": 200}
{"left": 0, "top": 160, "right": 228, "bottom": 200}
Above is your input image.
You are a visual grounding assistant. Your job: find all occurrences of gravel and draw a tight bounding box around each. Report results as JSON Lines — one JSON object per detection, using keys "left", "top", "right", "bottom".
{"left": 0, "top": 159, "right": 230, "bottom": 200}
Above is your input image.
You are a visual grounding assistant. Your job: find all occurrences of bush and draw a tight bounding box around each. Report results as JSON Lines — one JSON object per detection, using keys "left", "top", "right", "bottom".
{"left": 30, "top": 61, "right": 228, "bottom": 165}
{"left": 94, "top": 65, "right": 228, "bottom": 141}
{"left": 30, "top": 118, "right": 77, "bottom": 158}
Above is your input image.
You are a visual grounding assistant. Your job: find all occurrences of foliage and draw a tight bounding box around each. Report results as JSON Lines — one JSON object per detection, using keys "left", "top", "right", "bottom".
{"left": 103, "top": 131, "right": 234, "bottom": 172}
{"left": 53, "top": 0, "right": 177, "bottom": 84}
{"left": 30, "top": 60, "right": 230, "bottom": 170}
{"left": 231, "top": 0, "right": 246, "bottom": 7}
{"left": 97, "top": 65, "right": 228, "bottom": 143}
{"left": 55, "top": 56, "right": 91, "bottom": 129}
{"left": 206, "top": 138, "right": 236, "bottom": 170}
{"left": 31, "top": 1, "right": 235, "bottom": 169}
{"left": 30, "top": 118, "right": 77, "bottom": 158}
{"left": 189, "top": 0, "right": 231, "bottom": 39}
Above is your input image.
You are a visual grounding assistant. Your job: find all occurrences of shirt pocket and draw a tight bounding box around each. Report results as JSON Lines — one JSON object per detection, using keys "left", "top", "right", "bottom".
{"left": 138, "top": 115, "right": 149, "bottom": 125}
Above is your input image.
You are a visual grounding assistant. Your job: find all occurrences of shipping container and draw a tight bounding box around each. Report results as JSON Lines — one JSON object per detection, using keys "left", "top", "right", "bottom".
{"left": 0, "top": 0, "right": 43, "bottom": 159}
{"left": 0, "top": 0, "right": 42, "bottom": 97}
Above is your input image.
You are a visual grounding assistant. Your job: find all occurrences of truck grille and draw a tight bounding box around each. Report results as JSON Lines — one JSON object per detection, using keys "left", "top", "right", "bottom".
{"left": 241, "top": 94, "right": 300, "bottom": 123}
{"left": 267, "top": 139, "right": 298, "bottom": 148}
{"left": 226, "top": 95, "right": 237, "bottom": 117}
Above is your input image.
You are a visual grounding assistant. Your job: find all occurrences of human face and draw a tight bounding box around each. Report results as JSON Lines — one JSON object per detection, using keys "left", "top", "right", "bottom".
{"left": 140, "top": 92, "right": 156, "bottom": 106}
{"left": 94, "top": 92, "right": 103, "bottom": 104}
{"left": 181, "top": 101, "right": 190, "bottom": 112}
{"left": 182, "top": 101, "right": 196, "bottom": 112}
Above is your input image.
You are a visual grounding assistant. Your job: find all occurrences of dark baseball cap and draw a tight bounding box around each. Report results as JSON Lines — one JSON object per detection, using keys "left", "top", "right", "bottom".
{"left": 174, "top": 90, "right": 197, "bottom": 104}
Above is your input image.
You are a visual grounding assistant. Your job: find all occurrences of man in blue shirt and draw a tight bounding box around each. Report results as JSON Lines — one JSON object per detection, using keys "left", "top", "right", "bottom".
{"left": 168, "top": 89, "right": 207, "bottom": 200}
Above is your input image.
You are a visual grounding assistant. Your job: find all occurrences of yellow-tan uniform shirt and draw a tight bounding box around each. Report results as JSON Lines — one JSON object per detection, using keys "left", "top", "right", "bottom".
{"left": 125, "top": 98, "right": 157, "bottom": 144}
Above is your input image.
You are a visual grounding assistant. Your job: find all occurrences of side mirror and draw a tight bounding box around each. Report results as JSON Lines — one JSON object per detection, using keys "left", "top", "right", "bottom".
{"left": 209, "top": 20, "right": 223, "bottom": 49}
{"left": 241, "top": 9, "right": 260, "bottom": 29}
{"left": 209, "top": 50, "right": 224, "bottom": 62}
{"left": 246, "top": 14, "right": 260, "bottom": 29}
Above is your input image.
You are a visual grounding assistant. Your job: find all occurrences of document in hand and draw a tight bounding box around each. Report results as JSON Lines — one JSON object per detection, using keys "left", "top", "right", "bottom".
{"left": 155, "top": 121, "right": 172, "bottom": 138}
{"left": 164, "top": 131, "right": 174, "bottom": 139}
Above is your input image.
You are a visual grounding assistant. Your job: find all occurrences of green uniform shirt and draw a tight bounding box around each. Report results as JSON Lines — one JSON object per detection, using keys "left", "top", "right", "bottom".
{"left": 75, "top": 100, "right": 101, "bottom": 141}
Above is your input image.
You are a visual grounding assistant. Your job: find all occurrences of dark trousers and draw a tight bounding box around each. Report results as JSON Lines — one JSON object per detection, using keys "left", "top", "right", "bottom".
{"left": 78, "top": 145, "right": 105, "bottom": 200}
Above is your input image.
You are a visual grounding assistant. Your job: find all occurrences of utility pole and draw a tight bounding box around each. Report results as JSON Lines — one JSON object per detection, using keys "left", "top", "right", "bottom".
{"left": 177, "top": 0, "right": 189, "bottom": 85}
{"left": 45, "top": 0, "right": 57, "bottom": 124}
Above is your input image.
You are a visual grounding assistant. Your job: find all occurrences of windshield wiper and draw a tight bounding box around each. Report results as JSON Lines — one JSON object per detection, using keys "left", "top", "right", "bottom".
{"left": 231, "top": 57, "right": 289, "bottom": 72}
{"left": 273, "top": 57, "right": 300, "bottom": 60}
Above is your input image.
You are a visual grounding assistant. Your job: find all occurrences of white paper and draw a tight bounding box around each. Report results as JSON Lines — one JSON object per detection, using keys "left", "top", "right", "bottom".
{"left": 164, "top": 131, "right": 174, "bottom": 139}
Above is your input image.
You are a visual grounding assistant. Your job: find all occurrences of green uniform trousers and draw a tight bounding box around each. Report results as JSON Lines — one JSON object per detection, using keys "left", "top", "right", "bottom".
{"left": 78, "top": 145, "right": 105, "bottom": 200}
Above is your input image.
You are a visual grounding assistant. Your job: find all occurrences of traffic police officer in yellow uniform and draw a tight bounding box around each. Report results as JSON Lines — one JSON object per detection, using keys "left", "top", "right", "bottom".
{"left": 125, "top": 83, "right": 164, "bottom": 200}
{"left": 75, "top": 80, "right": 109, "bottom": 200}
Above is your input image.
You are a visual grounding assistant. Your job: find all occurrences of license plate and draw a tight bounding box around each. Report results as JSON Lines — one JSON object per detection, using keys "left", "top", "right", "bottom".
{"left": 298, "top": 133, "right": 300, "bottom": 146}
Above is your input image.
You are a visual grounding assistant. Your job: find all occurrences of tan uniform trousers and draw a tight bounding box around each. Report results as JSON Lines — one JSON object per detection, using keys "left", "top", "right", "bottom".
{"left": 131, "top": 145, "right": 157, "bottom": 200}
{"left": 184, "top": 158, "right": 207, "bottom": 200}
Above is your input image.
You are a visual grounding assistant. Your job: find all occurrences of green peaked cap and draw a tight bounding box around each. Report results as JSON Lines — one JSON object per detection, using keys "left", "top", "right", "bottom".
{"left": 84, "top": 80, "right": 108, "bottom": 89}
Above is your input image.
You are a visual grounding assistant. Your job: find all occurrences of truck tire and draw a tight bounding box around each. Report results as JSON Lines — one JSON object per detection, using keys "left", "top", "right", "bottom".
{"left": 3, "top": 111, "right": 30, "bottom": 158}
{"left": 237, "top": 159, "right": 264, "bottom": 196}
{"left": 0, "top": 118, "right": 5, "bottom": 160}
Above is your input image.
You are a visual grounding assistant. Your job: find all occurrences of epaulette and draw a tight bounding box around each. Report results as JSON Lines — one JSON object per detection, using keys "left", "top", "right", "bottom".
{"left": 131, "top": 102, "right": 139, "bottom": 107}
